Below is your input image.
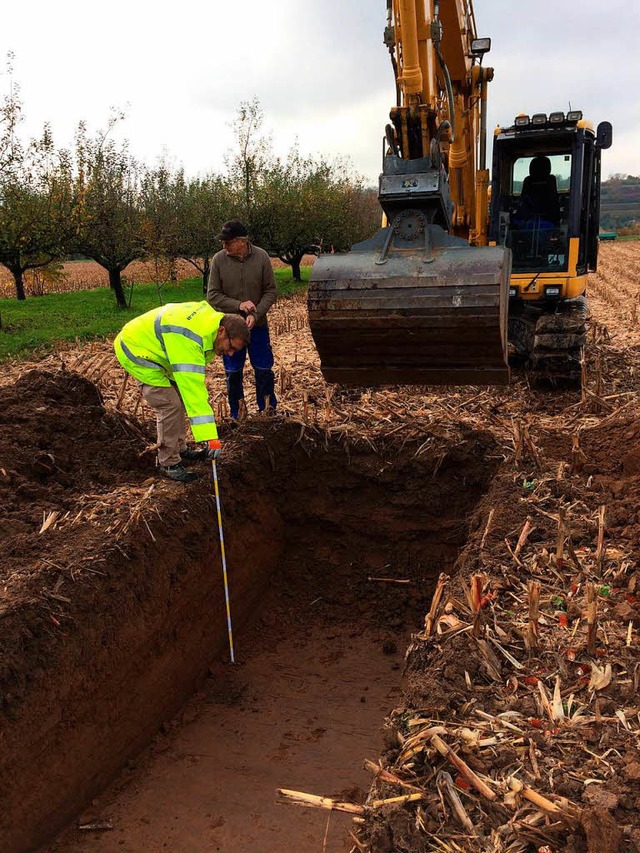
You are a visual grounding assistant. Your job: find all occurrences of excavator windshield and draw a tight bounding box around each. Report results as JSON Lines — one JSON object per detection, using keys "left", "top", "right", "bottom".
{"left": 493, "top": 146, "right": 573, "bottom": 274}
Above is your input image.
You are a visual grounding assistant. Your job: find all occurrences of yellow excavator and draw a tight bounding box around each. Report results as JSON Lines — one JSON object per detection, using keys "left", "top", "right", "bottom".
{"left": 308, "top": 0, "right": 612, "bottom": 386}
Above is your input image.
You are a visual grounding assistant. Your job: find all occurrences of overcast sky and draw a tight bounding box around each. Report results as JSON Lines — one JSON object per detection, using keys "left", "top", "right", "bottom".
{"left": 2, "top": 0, "right": 637, "bottom": 184}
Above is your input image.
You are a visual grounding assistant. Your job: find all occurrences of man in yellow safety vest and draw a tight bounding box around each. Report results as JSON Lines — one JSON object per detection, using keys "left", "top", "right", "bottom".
{"left": 114, "top": 301, "right": 250, "bottom": 483}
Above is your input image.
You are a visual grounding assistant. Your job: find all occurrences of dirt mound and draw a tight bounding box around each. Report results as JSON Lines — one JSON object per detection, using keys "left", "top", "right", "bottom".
{"left": 357, "top": 412, "right": 640, "bottom": 853}
{"left": 0, "top": 370, "right": 150, "bottom": 527}
{"left": 580, "top": 417, "right": 640, "bottom": 539}
{"left": 0, "top": 370, "right": 155, "bottom": 711}
{"left": 0, "top": 368, "right": 154, "bottom": 603}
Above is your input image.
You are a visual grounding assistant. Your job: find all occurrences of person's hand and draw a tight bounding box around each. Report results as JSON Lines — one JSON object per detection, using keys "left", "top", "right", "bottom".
{"left": 239, "top": 300, "right": 256, "bottom": 314}
{"left": 204, "top": 439, "right": 222, "bottom": 460}
{"left": 246, "top": 314, "right": 256, "bottom": 330}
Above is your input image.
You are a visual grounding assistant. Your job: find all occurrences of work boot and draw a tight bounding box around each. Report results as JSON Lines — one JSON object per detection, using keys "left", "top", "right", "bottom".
{"left": 180, "top": 446, "right": 208, "bottom": 462}
{"left": 160, "top": 463, "right": 198, "bottom": 483}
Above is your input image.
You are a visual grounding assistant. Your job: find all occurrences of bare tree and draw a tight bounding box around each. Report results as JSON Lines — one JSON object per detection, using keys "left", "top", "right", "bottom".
{"left": 226, "top": 96, "right": 273, "bottom": 220}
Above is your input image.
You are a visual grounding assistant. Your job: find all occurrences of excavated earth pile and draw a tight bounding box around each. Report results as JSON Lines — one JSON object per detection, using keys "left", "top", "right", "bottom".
{"left": 0, "top": 369, "right": 497, "bottom": 852}
{"left": 359, "top": 413, "right": 640, "bottom": 853}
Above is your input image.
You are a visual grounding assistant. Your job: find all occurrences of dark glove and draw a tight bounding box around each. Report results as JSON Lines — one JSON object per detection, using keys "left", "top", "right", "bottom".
{"left": 203, "top": 439, "right": 222, "bottom": 460}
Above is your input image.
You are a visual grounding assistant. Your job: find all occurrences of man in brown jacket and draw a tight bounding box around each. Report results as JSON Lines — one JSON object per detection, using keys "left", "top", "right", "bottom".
{"left": 206, "top": 220, "right": 277, "bottom": 420}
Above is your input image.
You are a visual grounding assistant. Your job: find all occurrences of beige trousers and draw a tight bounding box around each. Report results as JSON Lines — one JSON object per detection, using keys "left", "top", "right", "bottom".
{"left": 140, "top": 383, "right": 187, "bottom": 466}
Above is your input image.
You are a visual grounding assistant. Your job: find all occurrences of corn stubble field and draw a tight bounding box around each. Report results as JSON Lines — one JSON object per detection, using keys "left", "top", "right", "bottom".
{"left": 2, "top": 240, "right": 640, "bottom": 852}
{"left": 0, "top": 255, "right": 317, "bottom": 298}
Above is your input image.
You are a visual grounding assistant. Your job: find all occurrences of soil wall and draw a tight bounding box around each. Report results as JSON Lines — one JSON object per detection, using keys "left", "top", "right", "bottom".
{"left": 1, "top": 495, "right": 284, "bottom": 853}
{"left": 0, "top": 372, "right": 284, "bottom": 852}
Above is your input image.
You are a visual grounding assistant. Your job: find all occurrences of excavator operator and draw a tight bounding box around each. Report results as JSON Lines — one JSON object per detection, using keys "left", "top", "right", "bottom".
{"left": 514, "top": 156, "right": 561, "bottom": 228}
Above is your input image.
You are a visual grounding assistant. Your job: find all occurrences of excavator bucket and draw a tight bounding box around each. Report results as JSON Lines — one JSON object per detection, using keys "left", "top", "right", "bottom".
{"left": 308, "top": 224, "right": 511, "bottom": 386}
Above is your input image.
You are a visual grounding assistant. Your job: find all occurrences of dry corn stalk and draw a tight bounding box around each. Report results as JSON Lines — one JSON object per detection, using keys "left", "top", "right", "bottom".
{"left": 115, "top": 372, "right": 129, "bottom": 410}
{"left": 555, "top": 509, "right": 566, "bottom": 570}
{"left": 480, "top": 508, "right": 495, "bottom": 550}
{"left": 424, "top": 573, "right": 449, "bottom": 638}
{"left": 430, "top": 734, "right": 496, "bottom": 801}
{"left": 526, "top": 581, "right": 541, "bottom": 652}
{"left": 436, "top": 771, "right": 475, "bottom": 834}
{"left": 276, "top": 789, "right": 364, "bottom": 815}
{"left": 586, "top": 582, "right": 598, "bottom": 654}
{"left": 570, "top": 432, "right": 587, "bottom": 474}
{"left": 471, "top": 573, "right": 487, "bottom": 638}
{"left": 595, "top": 505, "right": 607, "bottom": 575}
{"left": 363, "top": 760, "right": 422, "bottom": 793}
{"left": 514, "top": 517, "right": 533, "bottom": 557}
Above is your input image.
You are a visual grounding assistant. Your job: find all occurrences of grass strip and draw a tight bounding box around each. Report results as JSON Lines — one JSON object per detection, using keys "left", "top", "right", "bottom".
{"left": 0, "top": 268, "right": 310, "bottom": 362}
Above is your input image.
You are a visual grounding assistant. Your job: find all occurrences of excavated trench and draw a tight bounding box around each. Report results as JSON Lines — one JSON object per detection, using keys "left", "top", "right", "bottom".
{"left": 0, "top": 372, "right": 499, "bottom": 852}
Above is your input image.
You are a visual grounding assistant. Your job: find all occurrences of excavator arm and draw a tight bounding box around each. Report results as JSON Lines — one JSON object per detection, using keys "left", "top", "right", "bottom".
{"left": 387, "top": 0, "right": 491, "bottom": 242}
{"left": 308, "top": 0, "right": 511, "bottom": 386}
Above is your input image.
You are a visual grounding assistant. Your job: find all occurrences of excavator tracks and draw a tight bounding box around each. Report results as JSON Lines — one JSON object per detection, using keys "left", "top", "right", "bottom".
{"left": 510, "top": 296, "right": 587, "bottom": 385}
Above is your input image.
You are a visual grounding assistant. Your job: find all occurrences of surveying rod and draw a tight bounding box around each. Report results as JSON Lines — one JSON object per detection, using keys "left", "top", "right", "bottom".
{"left": 211, "top": 459, "right": 235, "bottom": 663}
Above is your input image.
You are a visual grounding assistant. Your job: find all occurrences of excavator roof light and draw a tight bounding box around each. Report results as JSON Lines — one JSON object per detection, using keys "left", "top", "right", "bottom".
{"left": 471, "top": 37, "right": 491, "bottom": 56}
{"left": 549, "top": 111, "right": 565, "bottom": 124}
{"left": 567, "top": 110, "right": 584, "bottom": 122}
{"left": 514, "top": 115, "right": 530, "bottom": 127}
{"left": 531, "top": 113, "right": 547, "bottom": 125}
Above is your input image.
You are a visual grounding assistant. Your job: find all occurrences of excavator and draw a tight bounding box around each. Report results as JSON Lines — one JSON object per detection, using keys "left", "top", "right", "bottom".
{"left": 308, "top": 0, "right": 612, "bottom": 387}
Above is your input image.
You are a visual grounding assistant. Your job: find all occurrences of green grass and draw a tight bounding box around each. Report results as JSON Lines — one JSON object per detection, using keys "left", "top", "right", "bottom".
{"left": 0, "top": 266, "right": 311, "bottom": 362}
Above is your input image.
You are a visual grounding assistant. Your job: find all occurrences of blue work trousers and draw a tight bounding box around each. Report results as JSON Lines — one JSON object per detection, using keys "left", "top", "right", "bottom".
{"left": 223, "top": 325, "right": 277, "bottom": 419}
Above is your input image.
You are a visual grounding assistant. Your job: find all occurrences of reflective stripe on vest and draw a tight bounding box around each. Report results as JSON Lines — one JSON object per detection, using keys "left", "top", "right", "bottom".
{"left": 189, "top": 414, "right": 216, "bottom": 425}
{"left": 171, "top": 363, "right": 206, "bottom": 374}
{"left": 120, "top": 339, "right": 164, "bottom": 370}
{"left": 154, "top": 309, "right": 169, "bottom": 358}
{"left": 160, "top": 324, "right": 204, "bottom": 346}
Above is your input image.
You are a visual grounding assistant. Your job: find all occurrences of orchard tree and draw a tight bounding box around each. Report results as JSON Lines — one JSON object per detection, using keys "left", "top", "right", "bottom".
{"left": 177, "top": 175, "right": 237, "bottom": 293}
{"left": 0, "top": 126, "right": 77, "bottom": 300}
{"left": 254, "top": 148, "right": 380, "bottom": 280}
{"left": 74, "top": 119, "right": 146, "bottom": 307}
{"left": 226, "top": 99, "right": 381, "bottom": 279}
{"left": 142, "top": 166, "right": 237, "bottom": 292}
{"left": 0, "top": 53, "right": 23, "bottom": 177}
{"left": 140, "top": 160, "right": 180, "bottom": 261}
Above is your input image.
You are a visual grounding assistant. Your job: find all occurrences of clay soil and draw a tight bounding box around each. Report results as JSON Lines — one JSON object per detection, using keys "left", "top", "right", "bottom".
{"left": 0, "top": 241, "right": 640, "bottom": 853}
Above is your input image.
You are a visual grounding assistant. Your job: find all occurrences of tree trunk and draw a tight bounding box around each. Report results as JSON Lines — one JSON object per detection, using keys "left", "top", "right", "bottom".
{"left": 108, "top": 268, "right": 127, "bottom": 308}
{"left": 202, "top": 258, "right": 210, "bottom": 296}
{"left": 290, "top": 255, "right": 303, "bottom": 282}
{"left": 12, "top": 269, "right": 26, "bottom": 301}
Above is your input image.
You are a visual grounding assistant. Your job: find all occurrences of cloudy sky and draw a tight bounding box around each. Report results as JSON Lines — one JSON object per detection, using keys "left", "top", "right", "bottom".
{"left": 2, "top": 0, "right": 637, "bottom": 183}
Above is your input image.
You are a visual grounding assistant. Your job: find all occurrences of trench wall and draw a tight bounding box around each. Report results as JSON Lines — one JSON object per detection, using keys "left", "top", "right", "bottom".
{"left": 0, "top": 491, "right": 283, "bottom": 853}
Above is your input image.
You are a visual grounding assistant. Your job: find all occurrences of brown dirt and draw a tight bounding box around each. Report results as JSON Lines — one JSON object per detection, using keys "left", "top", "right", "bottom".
{"left": 1, "top": 241, "right": 640, "bottom": 852}
{"left": 0, "top": 369, "right": 496, "bottom": 852}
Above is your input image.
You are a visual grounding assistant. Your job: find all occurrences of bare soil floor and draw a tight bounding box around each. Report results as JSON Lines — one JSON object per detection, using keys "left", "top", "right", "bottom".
{"left": 1, "top": 242, "right": 640, "bottom": 852}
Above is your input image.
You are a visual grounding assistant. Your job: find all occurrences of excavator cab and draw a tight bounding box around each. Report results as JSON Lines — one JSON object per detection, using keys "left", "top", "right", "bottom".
{"left": 489, "top": 112, "right": 612, "bottom": 379}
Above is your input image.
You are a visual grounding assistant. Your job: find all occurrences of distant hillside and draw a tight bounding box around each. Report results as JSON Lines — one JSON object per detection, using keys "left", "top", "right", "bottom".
{"left": 600, "top": 175, "right": 640, "bottom": 230}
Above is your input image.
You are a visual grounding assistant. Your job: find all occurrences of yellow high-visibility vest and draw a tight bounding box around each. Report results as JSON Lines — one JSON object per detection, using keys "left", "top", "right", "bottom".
{"left": 114, "top": 301, "right": 223, "bottom": 441}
